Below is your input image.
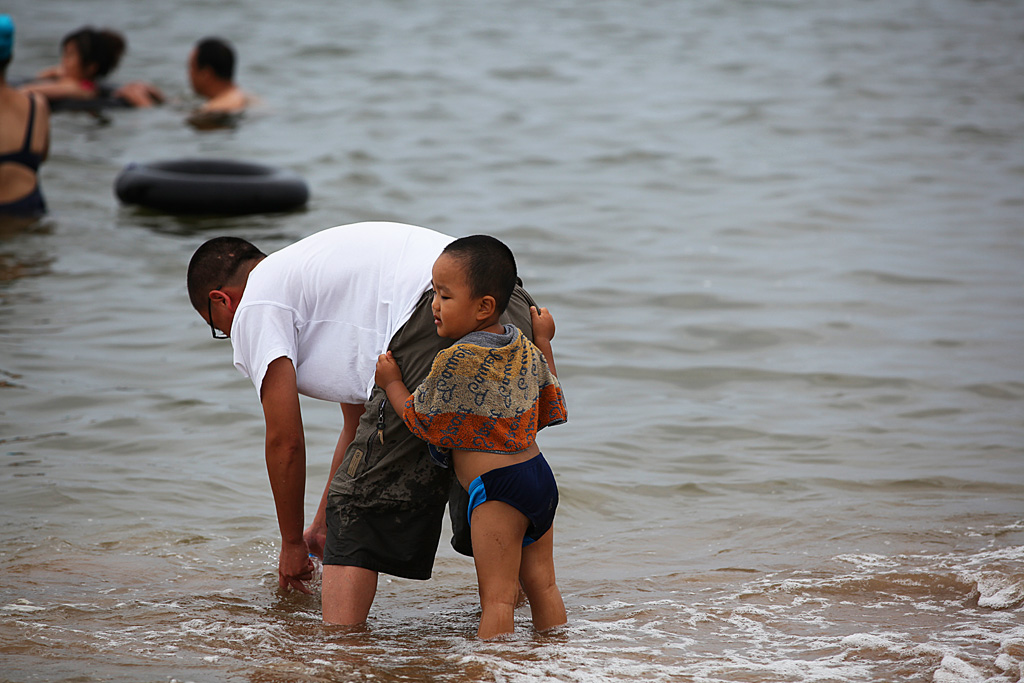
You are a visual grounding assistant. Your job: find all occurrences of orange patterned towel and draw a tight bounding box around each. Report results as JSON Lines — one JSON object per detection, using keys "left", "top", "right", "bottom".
{"left": 402, "top": 325, "right": 566, "bottom": 459}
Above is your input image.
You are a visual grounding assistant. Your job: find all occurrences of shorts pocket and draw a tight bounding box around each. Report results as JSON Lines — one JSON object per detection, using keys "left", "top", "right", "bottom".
{"left": 338, "top": 394, "right": 388, "bottom": 481}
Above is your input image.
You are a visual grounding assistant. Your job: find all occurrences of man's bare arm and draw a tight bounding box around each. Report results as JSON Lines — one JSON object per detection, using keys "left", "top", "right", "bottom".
{"left": 261, "top": 357, "right": 314, "bottom": 593}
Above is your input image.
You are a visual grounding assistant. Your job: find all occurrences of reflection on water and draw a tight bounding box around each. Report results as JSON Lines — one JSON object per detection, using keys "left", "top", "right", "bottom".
{"left": 186, "top": 109, "right": 243, "bottom": 131}
{"left": 1, "top": 0, "right": 1022, "bottom": 680}
{"left": 0, "top": 251, "right": 53, "bottom": 282}
{"left": 0, "top": 218, "right": 54, "bottom": 282}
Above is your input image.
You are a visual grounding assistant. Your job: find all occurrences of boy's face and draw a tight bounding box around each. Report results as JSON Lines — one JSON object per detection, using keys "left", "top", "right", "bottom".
{"left": 430, "top": 253, "right": 486, "bottom": 339}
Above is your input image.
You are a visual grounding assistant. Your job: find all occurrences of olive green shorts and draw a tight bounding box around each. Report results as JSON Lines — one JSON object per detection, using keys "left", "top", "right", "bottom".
{"left": 324, "top": 283, "right": 538, "bottom": 579}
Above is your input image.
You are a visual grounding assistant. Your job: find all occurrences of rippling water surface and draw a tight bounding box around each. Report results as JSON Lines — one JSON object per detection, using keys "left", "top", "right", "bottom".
{"left": 2, "top": 0, "right": 1022, "bottom": 681}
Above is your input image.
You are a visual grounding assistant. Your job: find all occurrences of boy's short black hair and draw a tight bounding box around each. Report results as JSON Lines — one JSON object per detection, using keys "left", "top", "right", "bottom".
{"left": 442, "top": 235, "right": 517, "bottom": 315}
{"left": 186, "top": 236, "right": 265, "bottom": 312}
{"left": 195, "top": 37, "right": 235, "bottom": 81}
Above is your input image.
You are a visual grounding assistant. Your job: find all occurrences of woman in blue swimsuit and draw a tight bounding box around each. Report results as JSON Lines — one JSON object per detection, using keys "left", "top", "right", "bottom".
{"left": 0, "top": 15, "right": 50, "bottom": 218}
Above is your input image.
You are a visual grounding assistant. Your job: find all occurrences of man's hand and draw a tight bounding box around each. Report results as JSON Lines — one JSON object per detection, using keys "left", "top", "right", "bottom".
{"left": 279, "top": 540, "right": 314, "bottom": 594}
{"left": 375, "top": 351, "right": 403, "bottom": 388}
{"left": 114, "top": 81, "right": 165, "bottom": 107}
{"left": 531, "top": 306, "right": 556, "bottom": 343}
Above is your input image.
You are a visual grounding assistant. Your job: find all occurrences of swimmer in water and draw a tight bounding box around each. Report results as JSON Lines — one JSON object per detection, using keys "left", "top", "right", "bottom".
{"left": 20, "top": 26, "right": 163, "bottom": 108}
{"left": 0, "top": 14, "right": 50, "bottom": 219}
{"left": 186, "top": 37, "right": 252, "bottom": 129}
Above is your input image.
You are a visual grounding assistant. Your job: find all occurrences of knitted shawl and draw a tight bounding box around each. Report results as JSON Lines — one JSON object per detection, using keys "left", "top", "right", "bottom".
{"left": 403, "top": 325, "right": 566, "bottom": 459}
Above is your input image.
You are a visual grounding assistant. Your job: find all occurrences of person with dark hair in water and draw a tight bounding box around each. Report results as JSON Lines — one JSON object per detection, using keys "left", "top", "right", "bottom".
{"left": 189, "top": 37, "right": 249, "bottom": 114}
{"left": 0, "top": 14, "right": 50, "bottom": 218}
{"left": 98, "top": 36, "right": 249, "bottom": 122}
{"left": 21, "top": 26, "right": 123, "bottom": 102}
{"left": 19, "top": 25, "right": 163, "bottom": 109}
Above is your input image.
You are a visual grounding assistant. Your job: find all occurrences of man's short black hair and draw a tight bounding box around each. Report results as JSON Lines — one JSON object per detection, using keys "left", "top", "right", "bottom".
{"left": 195, "top": 37, "right": 235, "bottom": 82}
{"left": 186, "top": 236, "right": 265, "bottom": 312}
{"left": 442, "top": 235, "right": 517, "bottom": 315}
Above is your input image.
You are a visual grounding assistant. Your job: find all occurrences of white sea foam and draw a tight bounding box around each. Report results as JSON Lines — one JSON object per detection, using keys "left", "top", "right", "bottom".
{"left": 2, "top": 599, "right": 46, "bottom": 613}
{"left": 973, "top": 573, "right": 1024, "bottom": 610}
{"left": 933, "top": 655, "right": 986, "bottom": 683}
{"left": 2, "top": 1, "right": 1022, "bottom": 682}
{"left": 839, "top": 633, "right": 899, "bottom": 651}
{"left": 993, "top": 626, "right": 1024, "bottom": 681}
{"left": 950, "top": 544, "right": 1024, "bottom": 610}
{"left": 834, "top": 553, "right": 901, "bottom": 570}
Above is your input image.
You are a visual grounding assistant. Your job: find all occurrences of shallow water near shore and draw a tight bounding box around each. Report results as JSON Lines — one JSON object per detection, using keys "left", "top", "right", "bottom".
{"left": 2, "top": 0, "right": 1023, "bottom": 681}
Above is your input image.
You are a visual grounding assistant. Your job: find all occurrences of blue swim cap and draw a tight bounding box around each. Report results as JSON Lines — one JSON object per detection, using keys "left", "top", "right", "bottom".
{"left": 0, "top": 15, "right": 13, "bottom": 62}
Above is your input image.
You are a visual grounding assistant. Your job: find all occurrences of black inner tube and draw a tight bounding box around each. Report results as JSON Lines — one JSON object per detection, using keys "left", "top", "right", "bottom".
{"left": 11, "top": 78, "right": 133, "bottom": 112}
{"left": 144, "top": 159, "right": 279, "bottom": 177}
{"left": 114, "top": 158, "right": 310, "bottom": 215}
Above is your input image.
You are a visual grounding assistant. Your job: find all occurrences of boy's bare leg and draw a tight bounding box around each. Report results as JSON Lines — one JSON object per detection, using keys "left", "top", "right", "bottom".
{"left": 519, "top": 528, "right": 566, "bottom": 632}
{"left": 322, "top": 565, "right": 378, "bottom": 625}
{"left": 471, "top": 501, "right": 530, "bottom": 639}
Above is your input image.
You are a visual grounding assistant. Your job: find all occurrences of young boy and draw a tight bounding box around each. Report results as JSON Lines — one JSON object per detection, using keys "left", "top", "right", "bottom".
{"left": 374, "top": 235, "right": 568, "bottom": 639}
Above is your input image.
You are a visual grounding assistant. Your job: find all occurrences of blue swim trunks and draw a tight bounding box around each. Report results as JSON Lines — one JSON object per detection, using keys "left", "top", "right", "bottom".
{"left": 467, "top": 453, "right": 558, "bottom": 546}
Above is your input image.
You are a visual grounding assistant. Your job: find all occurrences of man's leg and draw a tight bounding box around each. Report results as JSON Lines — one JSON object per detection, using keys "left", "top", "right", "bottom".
{"left": 322, "top": 565, "right": 378, "bottom": 625}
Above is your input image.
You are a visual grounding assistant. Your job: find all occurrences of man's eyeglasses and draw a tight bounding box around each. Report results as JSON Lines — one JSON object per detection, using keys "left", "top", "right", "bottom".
{"left": 208, "top": 296, "right": 229, "bottom": 339}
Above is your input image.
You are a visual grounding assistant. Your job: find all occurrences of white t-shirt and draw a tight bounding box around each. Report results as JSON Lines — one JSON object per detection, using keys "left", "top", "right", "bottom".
{"left": 230, "top": 222, "right": 453, "bottom": 404}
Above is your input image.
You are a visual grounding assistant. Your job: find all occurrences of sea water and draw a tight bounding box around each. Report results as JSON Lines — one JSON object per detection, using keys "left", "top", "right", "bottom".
{"left": 1, "top": 0, "right": 1022, "bottom": 681}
